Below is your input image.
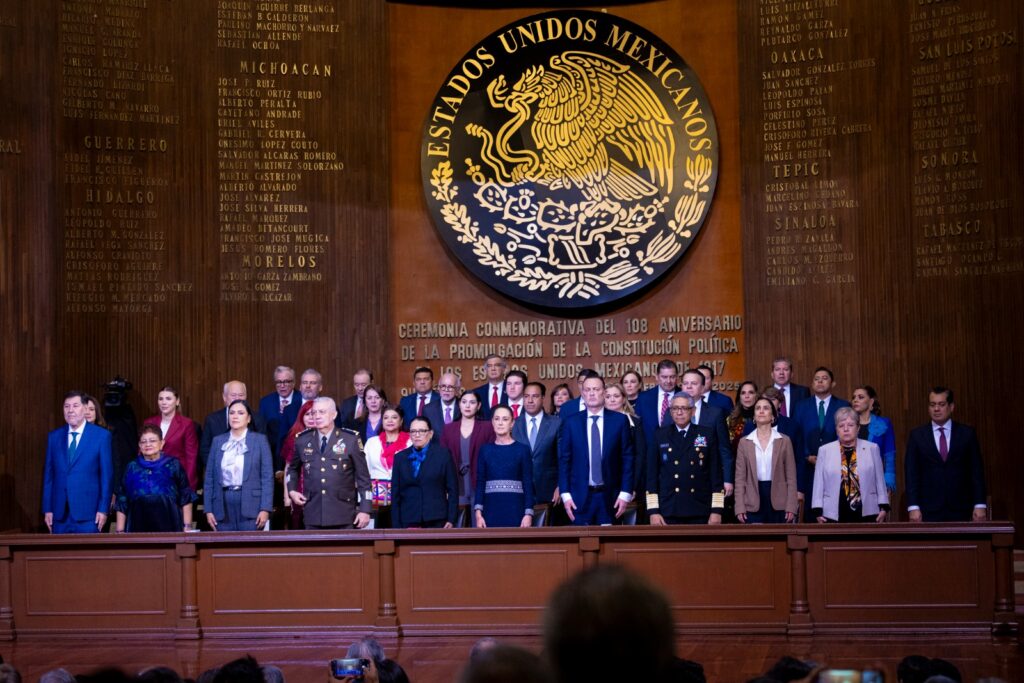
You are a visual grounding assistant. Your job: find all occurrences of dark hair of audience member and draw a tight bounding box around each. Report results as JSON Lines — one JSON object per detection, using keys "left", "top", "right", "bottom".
{"left": 195, "top": 669, "right": 219, "bottom": 683}
{"left": 897, "top": 655, "right": 933, "bottom": 683}
{"left": 927, "top": 659, "right": 962, "bottom": 683}
{"left": 73, "top": 668, "right": 132, "bottom": 683}
{"left": 211, "top": 656, "right": 263, "bottom": 683}
{"left": 346, "top": 636, "right": 386, "bottom": 664}
{"left": 0, "top": 663, "right": 20, "bottom": 683}
{"left": 376, "top": 659, "right": 409, "bottom": 683}
{"left": 459, "top": 644, "right": 554, "bottom": 683}
{"left": 763, "top": 655, "right": 813, "bottom": 682}
{"left": 667, "top": 657, "right": 706, "bottom": 683}
{"left": 469, "top": 637, "right": 499, "bottom": 662}
{"left": 543, "top": 564, "right": 675, "bottom": 683}
{"left": 136, "top": 667, "right": 183, "bottom": 683}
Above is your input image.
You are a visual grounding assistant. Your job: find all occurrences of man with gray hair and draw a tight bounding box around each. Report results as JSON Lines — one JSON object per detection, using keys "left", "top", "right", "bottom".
{"left": 288, "top": 397, "right": 371, "bottom": 529}
{"left": 200, "top": 380, "right": 265, "bottom": 468}
{"left": 646, "top": 393, "right": 724, "bottom": 525}
{"left": 258, "top": 365, "right": 300, "bottom": 459}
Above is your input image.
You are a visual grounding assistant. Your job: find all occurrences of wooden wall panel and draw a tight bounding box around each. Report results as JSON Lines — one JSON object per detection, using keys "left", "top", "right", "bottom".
{"left": 0, "top": 0, "right": 389, "bottom": 530}
{"left": 738, "top": 0, "right": 1023, "bottom": 532}
{"left": 0, "top": 2, "right": 58, "bottom": 532}
{"left": 388, "top": 1, "right": 746, "bottom": 399}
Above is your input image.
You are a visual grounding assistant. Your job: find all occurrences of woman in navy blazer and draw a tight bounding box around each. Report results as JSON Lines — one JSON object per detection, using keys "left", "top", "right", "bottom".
{"left": 392, "top": 416, "right": 458, "bottom": 528}
{"left": 204, "top": 400, "right": 274, "bottom": 531}
{"left": 144, "top": 386, "right": 200, "bottom": 491}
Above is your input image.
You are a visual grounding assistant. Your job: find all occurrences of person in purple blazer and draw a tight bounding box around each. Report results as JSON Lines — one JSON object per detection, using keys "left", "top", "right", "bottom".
{"left": 43, "top": 391, "right": 113, "bottom": 533}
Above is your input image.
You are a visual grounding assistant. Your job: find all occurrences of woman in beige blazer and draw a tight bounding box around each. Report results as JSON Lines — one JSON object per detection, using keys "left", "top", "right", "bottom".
{"left": 735, "top": 397, "right": 798, "bottom": 523}
{"left": 811, "top": 407, "right": 890, "bottom": 523}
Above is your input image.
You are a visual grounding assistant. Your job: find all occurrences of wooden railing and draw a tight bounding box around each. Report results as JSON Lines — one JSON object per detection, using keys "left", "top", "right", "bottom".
{"left": 0, "top": 523, "right": 1016, "bottom": 640}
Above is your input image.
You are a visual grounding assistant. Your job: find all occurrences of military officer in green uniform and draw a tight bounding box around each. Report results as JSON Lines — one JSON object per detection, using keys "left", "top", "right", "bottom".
{"left": 646, "top": 394, "right": 724, "bottom": 525}
{"left": 287, "top": 397, "right": 372, "bottom": 529}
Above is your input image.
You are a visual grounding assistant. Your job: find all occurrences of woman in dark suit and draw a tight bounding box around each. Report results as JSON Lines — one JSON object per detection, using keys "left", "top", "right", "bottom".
{"left": 204, "top": 399, "right": 274, "bottom": 531}
{"left": 440, "top": 391, "right": 494, "bottom": 517}
{"left": 734, "top": 397, "right": 798, "bottom": 523}
{"left": 143, "top": 386, "right": 200, "bottom": 491}
{"left": 354, "top": 385, "right": 387, "bottom": 442}
{"left": 605, "top": 383, "right": 647, "bottom": 520}
{"left": 392, "top": 417, "right": 458, "bottom": 529}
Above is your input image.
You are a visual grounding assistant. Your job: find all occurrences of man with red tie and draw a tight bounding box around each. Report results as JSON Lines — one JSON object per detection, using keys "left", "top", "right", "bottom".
{"left": 905, "top": 387, "right": 987, "bottom": 522}
{"left": 258, "top": 365, "right": 301, "bottom": 462}
{"left": 505, "top": 370, "right": 527, "bottom": 419}
{"left": 634, "top": 360, "right": 681, "bottom": 449}
{"left": 770, "top": 356, "right": 810, "bottom": 419}
{"left": 337, "top": 368, "right": 373, "bottom": 428}
{"left": 473, "top": 354, "right": 508, "bottom": 420}
{"left": 400, "top": 367, "right": 441, "bottom": 431}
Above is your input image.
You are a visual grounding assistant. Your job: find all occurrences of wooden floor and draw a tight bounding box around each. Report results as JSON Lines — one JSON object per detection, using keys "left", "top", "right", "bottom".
{"left": 2, "top": 635, "right": 1021, "bottom": 683}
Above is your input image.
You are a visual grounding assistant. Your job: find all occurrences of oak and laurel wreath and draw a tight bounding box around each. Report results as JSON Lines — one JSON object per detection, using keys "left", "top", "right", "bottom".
{"left": 429, "top": 154, "right": 712, "bottom": 300}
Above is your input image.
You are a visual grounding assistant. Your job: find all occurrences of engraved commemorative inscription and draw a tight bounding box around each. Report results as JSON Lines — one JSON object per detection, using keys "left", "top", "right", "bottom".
{"left": 421, "top": 10, "right": 719, "bottom": 309}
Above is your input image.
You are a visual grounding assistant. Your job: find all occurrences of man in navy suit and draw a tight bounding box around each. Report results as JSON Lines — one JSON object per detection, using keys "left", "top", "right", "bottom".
{"left": 200, "top": 380, "right": 266, "bottom": 469}
{"left": 257, "top": 365, "right": 300, "bottom": 466}
{"left": 434, "top": 372, "right": 462, "bottom": 426}
{"left": 680, "top": 369, "right": 734, "bottom": 498}
{"left": 634, "top": 360, "right": 680, "bottom": 447}
{"left": 697, "top": 364, "right": 734, "bottom": 413}
{"left": 558, "top": 375, "right": 634, "bottom": 525}
{"left": 43, "top": 391, "right": 113, "bottom": 533}
{"left": 513, "top": 381, "right": 561, "bottom": 506}
{"left": 336, "top": 368, "right": 372, "bottom": 428}
{"left": 793, "top": 366, "right": 850, "bottom": 508}
{"left": 400, "top": 367, "right": 442, "bottom": 431}
{"left": 905, "top": 387, "right": 987, "bottom": 522}
{"left": 472, "top": 354, "right": 507, "bottom": 419}
{"left": 771, "top": 356, "right": 810, "bottom": 419}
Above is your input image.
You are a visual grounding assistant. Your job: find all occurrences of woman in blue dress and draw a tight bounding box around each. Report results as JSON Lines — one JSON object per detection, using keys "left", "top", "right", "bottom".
{"left": 474, "top": 405, "right": 535, "bottom": 528}
{"left": 114, "top": 425, "right": 196, "bottom": 533}
{"left": 851, "top": 385, "right": 897, "bottom": 494}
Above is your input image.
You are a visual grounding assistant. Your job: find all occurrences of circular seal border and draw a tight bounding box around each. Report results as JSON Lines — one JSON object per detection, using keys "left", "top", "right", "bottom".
{"left": 420, "top": 9, "right": 719, "bottom": 310}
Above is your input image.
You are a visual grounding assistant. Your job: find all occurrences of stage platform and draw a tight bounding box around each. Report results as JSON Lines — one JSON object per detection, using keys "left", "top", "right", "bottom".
{"left": 0, "top": 524, "right": 1016, "bottom": 642}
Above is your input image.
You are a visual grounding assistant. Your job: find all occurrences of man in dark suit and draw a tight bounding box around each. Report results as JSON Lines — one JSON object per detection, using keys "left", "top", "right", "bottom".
{"left": 257, "top": 365, "right": 300, "bottom": 466}
{"left": 287, "top": 397, "right": 371, "bottom": 529}
{"left": 680, "top": 369, "right": 734, "bottom": 498}
{"left": 399, "top": 366, "right": 441, "bottom": 431}
{"left": 558, "top": 375, "right": 634, "bottom": 525}
{"left": 43, "top": 391, "right": 114, "bottom": 533}
{"left": 558, "top": 368, "right": 597, "bottom": 417}
{"left": 392, "top": 416, "right": 458, "bottom": 528}
{"left": 697, "top": 364, "right": 734, "bottom": 413}
{"left": 647, "top": 394, "right": 724, "bottom": 524}
{"left": 472, "top": 354, "right": 507, "bottom": 419}
{"left": 793, "top": 366, "right": 850, "bottom": 510}
{"left": 771, "top": 356, "right": 810, "bottom": 419}
{"left": 635, "top": 360, "right": 680, "bottom": 447}
{"left": 512, "top": 381, "right": 561, "bottom": 507}
{"left": 199, "top": 380, "right": 266, "bottom": 469}
{"left": 336, "top": 368, "right": 372, "bottom": 428}
{"left": 905, "top": 387, "right": 987, "bottom": 522}
{"left": 434, "top": 372, "right": 462, "bottom": 427}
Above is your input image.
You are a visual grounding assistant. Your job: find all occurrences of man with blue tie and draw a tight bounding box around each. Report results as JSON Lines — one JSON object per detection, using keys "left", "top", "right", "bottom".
{"left": 558, "top": 375, "right": 634, "bottom": 525}
{"left": 793, "top": 366, "right": 850, "bottom": 510}
{"left": 43, "top": 391, "right": 114, "bottom": 533}
{"left": 558, "top": 368, "right": 597, "bottom": 417}
{"left": 634, "top": 360, "right": 681, "bottom": 447}
{"left": 512, "top": 381, "right": 561, "bottom": 508}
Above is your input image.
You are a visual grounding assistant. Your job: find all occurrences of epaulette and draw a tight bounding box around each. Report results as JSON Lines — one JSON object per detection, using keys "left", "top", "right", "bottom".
{"left": 339, "top": 427, "right": 360, "bottom": 436}
{"left": 296, "top": 427, "right": 315, "bottom": 437}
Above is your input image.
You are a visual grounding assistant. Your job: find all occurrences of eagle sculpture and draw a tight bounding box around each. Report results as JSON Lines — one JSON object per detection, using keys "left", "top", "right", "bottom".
{"left": 467, "top": 51, "right": 675, "bottom": 202}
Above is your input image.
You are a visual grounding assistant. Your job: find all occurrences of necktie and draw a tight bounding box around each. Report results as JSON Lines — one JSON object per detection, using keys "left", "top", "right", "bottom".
{"left": 779, "top": 388, "right": 787, "bottom": 417}
{"left": 279, "top": 398, "right": 288, "bottom": 414}
{"left": 320, "top": 435, "right": 327, "bottom": 454}
{"left": 354, "top": 398, "right": 363, "bottom": 420}
{"left": 660, "top": 392, "right": 669, "bottom": 426}
{"left": 512, "top": 403, "right": 520, "bottom": 419}
{"left": 444, "top": 405, "right": 452, "bottom": 424}
{"left": 529, "top": 417, "right": 538, "bottom": 449}
{"left": 491, "top": 386, "right": 499, "bottom": 408}
{"left": 67, "top": 431, "right": 79, "bottom": 464}
{"left": 817, "top": 400, "right": 825, "bottom": 430}
{"left": 938, "top": 426, "right": 948, "bottom": 461}
{"left": 590, "top": 415, "right": 603, "bottom": 486}
{"left": 418, "top": 395, "right": 426, "bottom": 416}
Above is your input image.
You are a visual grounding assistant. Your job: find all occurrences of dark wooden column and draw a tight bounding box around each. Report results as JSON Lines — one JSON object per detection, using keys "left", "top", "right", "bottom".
{"left": 0, "top": 544, "right": 13, "bottom": 640}
{"left": 175, "top": 542, "right": 200, "bottom": 639}
{"left": 374, "top": 539, "right": 398, "bottom": 630}
{"left": 787, "top": 534, "right": 812, "bottom": 636}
